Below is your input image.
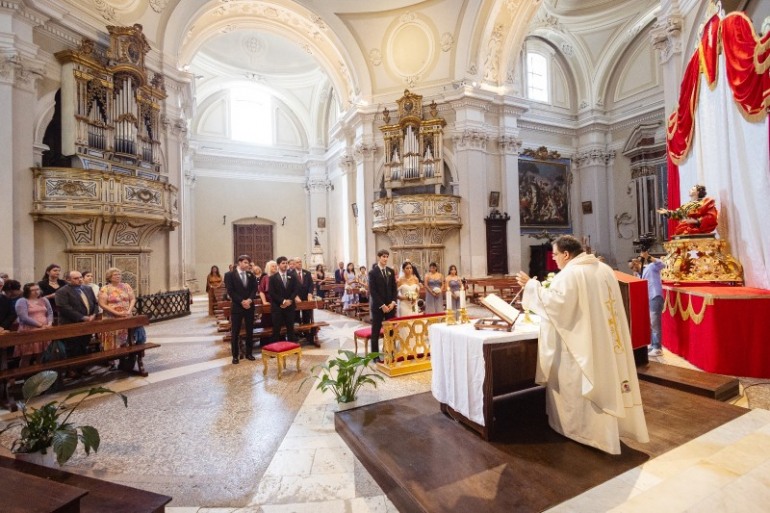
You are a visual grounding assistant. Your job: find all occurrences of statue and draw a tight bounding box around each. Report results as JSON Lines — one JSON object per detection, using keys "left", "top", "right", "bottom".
{"left": 657, "top": 184, "right": 717, "bottom": 236}
{"left": 382, "top": 107, "right": 390, "bottom": 124}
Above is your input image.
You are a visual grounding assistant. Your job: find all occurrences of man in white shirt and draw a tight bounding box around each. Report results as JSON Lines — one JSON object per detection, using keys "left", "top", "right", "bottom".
{"left": 516, "top": 235, "right": 649, "bottom": 454}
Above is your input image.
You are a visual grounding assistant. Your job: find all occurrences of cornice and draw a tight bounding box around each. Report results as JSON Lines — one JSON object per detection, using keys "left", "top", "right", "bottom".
{"left": 518, "top": 120, "right": 577, "bottom": 137}
{"left": 193, "top": 154, "right": 306, "bottom": 173}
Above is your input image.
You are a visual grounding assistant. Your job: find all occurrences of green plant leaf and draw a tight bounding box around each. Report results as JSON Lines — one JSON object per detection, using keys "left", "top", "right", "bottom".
{"left": 21, "top": 371, "right": 58, "bottom": 400}
{"left": 52, "top": 425, "right": 78, "bottom": 465}
{"left": 78, "top": 425, "right": 100, "bottom": 455}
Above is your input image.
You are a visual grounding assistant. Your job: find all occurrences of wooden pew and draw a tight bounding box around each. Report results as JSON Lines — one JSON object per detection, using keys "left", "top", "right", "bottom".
{"left": 222, "top": 300, "right": 329, "bottom": 347}
{"left": 0, "top": 316, "right": 160, "bottom": 409}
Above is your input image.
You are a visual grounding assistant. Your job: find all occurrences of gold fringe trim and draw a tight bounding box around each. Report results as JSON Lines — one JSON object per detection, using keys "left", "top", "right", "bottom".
{"left": 664, "top": 290, "right": 713, "bottom": 325}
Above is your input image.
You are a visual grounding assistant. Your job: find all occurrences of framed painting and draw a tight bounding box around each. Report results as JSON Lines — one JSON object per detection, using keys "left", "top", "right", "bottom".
{"left": 518, "top": 156, "right": 572, "bottom": 232}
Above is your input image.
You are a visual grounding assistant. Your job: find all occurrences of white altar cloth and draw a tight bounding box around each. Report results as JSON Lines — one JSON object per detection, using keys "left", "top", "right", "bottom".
{"left": 430, "top": 318, "right": 540, "bottom": 426}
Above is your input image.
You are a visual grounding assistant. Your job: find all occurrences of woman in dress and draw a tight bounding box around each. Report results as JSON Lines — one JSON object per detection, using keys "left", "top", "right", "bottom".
{"left": 423, "top": 262, "right": 444, "bottom": 314}
{"left": 258, "top": 260, "right": 277, "bottom": 339}
{"left": 38, "top": 263, "right": 66, "bottom": 319}
{"left": 445, "top": 264, "right": 465, "bottom": 314}
{"left": 342, "top": 262, "right": 359, "bottom": 311}
{"left": 206, "top": 265, "right": 223, "bottom": 315}
{"left": 397, "top": 262, "right": 421, "bottom": 316}
{"left": 314, "top": 264, "right": 326, "bottom": 298}
{"left": 98, "top": 267, "right": 136, "bottom": 352}
{"left": 14, "top": 283, "right": 53, "bottom": 366}
{"left": 356, "top": 266, "right": 369, "bottom": 303}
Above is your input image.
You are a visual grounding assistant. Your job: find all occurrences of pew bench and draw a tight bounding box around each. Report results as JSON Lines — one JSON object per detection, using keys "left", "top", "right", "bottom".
{"left": 222, "top": 300, "right": 329, "bottom": 348}
{"left": 0, "top": 316, "right": 159, "bottom": 410}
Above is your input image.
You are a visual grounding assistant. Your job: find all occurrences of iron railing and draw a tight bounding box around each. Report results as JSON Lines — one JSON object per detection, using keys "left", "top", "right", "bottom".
{"left": 135, "top": 289, "right": 191, "bottom": 322}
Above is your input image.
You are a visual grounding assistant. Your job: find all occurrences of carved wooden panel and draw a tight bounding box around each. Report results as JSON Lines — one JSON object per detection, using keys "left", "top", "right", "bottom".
{"left": 485, "top": 218, "right": 509, "bottom": 275}
{"left": 234, "top": 224, "right": 273, "bottom": 268}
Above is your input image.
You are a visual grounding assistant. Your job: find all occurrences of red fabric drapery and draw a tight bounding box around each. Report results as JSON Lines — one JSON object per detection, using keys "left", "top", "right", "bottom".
{"left": 665, "top": 12, "right": 770, "bottom": 207}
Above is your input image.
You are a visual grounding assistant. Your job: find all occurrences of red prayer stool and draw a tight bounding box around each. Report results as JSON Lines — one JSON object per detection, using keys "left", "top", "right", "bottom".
{"left": 352, "top": 327, "right": 384, "bottom": 355}
{"left": 261, "top": 341, "right": 302, "bottom": 379}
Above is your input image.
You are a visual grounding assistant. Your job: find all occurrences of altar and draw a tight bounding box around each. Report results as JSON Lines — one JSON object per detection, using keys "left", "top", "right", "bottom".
{"left": 430, "top": 319, "right": 540, "bottom": 440}
{"left": 662, "top": 285, "right": 770, "bottom": 378}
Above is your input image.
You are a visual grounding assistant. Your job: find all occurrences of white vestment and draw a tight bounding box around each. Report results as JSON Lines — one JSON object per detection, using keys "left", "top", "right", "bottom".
{"left": 522, "top": 253, "right": 649, "bottom": 454}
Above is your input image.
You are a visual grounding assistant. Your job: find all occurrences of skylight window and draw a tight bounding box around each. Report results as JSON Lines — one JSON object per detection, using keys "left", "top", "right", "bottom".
{"left": 527, "top": 52, "right": 549, "bottom": 103}
{"left": 230, "top": 87, "right": 272, "bottom": 145}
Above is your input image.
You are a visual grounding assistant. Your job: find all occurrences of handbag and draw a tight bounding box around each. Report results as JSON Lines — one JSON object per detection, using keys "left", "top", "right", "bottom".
{"left": 134, "top": 325, "right": 147, "bottom": 345}
{"left": 41, "top": 340, "right": 67, "bottom": 363}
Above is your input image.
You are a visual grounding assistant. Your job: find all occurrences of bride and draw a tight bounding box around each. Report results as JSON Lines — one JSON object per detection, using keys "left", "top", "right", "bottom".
{"left": 397, "top": 261, "right": 421, "bottom": 316}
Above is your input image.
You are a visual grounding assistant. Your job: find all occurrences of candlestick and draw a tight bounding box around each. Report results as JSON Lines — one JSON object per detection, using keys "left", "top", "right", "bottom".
{"left": 446, "top": 289, "right": 452, "bottom": 309}
{"left": 445, "top": 308, "right": 456, "bottom": 325}
{"left": 459, "top": 289, "right": 466, "bottom": 309}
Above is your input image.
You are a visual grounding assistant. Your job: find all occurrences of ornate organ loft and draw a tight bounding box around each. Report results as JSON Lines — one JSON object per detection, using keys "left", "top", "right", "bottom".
{"left": 373, "top": 90, "right": 461, "bottom": 272}
{"left": 33, "top": 24, "right": 178, "bottom": 293}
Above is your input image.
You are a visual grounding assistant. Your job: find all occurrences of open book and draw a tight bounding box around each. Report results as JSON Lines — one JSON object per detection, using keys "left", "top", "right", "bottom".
{"left": 475, "top": 293, "right": 521, "bottom": 331}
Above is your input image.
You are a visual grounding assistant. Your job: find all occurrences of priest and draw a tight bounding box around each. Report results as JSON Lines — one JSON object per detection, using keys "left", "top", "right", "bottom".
{"left": 516, "top": 235, "right": 649, "bottom": 454}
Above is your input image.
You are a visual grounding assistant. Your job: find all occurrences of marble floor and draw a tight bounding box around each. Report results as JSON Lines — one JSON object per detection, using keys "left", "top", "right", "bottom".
{"left": 1, "top": 296, "right": 770, "bottom": 512}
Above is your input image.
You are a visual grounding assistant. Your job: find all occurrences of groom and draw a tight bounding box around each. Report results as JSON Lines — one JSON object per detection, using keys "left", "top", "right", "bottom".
{"left": 368, "top": 249, "right": 398, "bottom": 356}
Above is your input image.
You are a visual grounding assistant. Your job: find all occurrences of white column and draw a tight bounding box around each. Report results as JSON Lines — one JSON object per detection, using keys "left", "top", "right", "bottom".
{"left": 354, "top": 141, "right": 376, "bottom": 267}
{"left": 574, "top": 142, "right": 615, "bottom": 256}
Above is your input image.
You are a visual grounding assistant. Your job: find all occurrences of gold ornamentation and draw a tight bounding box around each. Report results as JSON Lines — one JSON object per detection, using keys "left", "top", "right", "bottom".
{"left": 603, "top": 283, "right": 624, "bottom": 353}
{"left": 661, "top": 236, "right": 744, "bottom": 283}
{"left": 378, "top": 315, "right": 444, "bottom": 377}
{"left": 664, "top": 289, "right": 712, "bottom": 325}
{"left": 522, "top": 146, "right": 561, "bottom": 160}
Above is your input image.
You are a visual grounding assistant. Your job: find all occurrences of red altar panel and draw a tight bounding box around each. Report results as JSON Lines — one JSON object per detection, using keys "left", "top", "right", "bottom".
{"left": 662, "top": 286, "right": 770, "bottom": 378}
{"left": 615, "top": 271, "right": 651, "bottom": 350}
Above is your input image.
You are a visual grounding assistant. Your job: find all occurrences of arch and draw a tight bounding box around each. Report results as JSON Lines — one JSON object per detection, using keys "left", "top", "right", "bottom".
{"left": 161, "top": 0, "right": 370, "bottom": 107}
{"left": 34, "top": 90, "right": 58, "bottom": 146}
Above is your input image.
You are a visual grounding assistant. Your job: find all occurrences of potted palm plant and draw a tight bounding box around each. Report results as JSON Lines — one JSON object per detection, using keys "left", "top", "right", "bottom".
{"left": 0, "top": 370, "right": 128, "bottom": 466}
{"left": 302, "top": 350, "right": 383, "bottom": 404}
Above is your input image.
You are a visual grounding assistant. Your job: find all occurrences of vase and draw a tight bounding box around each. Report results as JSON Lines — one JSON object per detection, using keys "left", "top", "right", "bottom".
{"left": 15, "top": 449, "right": 58, "bottom": 467}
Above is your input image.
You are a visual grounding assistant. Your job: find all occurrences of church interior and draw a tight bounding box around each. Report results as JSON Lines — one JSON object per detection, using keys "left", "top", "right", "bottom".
{"left": 2, "top": 0, "right": 770, "bottom": 511}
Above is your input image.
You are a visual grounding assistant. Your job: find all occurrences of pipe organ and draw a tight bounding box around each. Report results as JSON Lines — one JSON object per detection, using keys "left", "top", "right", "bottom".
{"left": 33, "top": 25, "right": 177, "bottom": 294}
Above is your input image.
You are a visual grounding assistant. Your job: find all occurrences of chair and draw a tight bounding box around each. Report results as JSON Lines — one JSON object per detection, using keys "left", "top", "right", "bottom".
{"left": 261, "top": 341, "right": 302, "bottom": 379}
{"left": 352, "top": 326, "right": 383, "bottom": 355}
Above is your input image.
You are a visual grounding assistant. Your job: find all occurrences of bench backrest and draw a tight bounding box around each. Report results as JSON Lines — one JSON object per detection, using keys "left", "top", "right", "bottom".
{"left": 0, "top": 315, "right": 150, "bottom": 348}
{"left": 257, "top": 299, "right": 324, "bottom": 315}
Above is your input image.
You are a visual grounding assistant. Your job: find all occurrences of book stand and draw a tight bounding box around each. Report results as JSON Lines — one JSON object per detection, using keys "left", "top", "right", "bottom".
{"left": 473, "top": 293, "right": 521, "bottom": 332}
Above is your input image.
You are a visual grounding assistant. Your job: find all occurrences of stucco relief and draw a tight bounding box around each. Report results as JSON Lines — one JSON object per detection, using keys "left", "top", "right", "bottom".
{"left": 46, "top": 179, "right": 98, "bottom": 198}
{"left": 394, "top": 200, "right": 424, "bottom": 217}
{"left": 149, "top": 0, "right": 169, "bottom": 13}
{"left": 454, "top": 129, "right": 489, "bottom": 150}
{"left": 92, "top": 0, "right": 117, "bottom": 22}
{"left": 440, "top": 33, "right": 454, "bottom": 52}
{"left": 125, "top": 185, "right": 162, "bottom": 205}
{"left": 483, "top": 25, "right": 504, "bottom": 82}
{"left": 62, "top": 219, "right": 95, "bottom": 245}
{"left": 369, "top": 48, "right": 382, "bottom": 66}
{"left": 114, "top": 221, "right": 141, "bottom": 246}
{"left": 574, "top": 148, "right": 615, "bottom": 167}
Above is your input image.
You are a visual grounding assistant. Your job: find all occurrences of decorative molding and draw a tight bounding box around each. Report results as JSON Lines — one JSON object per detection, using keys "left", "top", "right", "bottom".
{"left": 338, "top": 153, "right": 355, "bottom": 173}
{"left": 304, "top": 177, "right": 332, "bottom": 193}
{"left": 440, "top": 33, "right": 454, "bottom": 52}
{"left": 353, "top": 143, "right": 376, "bottom": 163}
{"left": 149, "top": 0, "right": 169, "bottom": 13}
{"left": 483, "top": 24, "right": 504, "bottom": 83}
{"left": 650, "top": 15, "right": 682, "bottom": 64}
{"left": 574, "top": 148, "right": 615, "bottom": 167}
{"left": 369, "top": 48, "right": 382, "bottom": 66}
{"left": 518, "top": 120, "right": 577, "bottom": 137}
{"left": 454, "top": 129, "right": 489, "bottom": 150}
{"left": 92, "top": 0, "right": 117, "bottom": 22}
{"left": 45, "top": 179, "right": 98, "bottom": 198}
{"left": 522, "top": 146, "right": 561, "bottom": 160}
{"left": 498, "top": 135, "right": 522, "bottom": 154}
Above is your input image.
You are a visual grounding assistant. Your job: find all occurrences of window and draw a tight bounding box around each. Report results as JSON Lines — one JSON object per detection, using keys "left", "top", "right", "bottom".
{"left": 230, "top": 87, "right": 272, "bottom": 145}
{"left": 526, "top": 52, "right": 549, "bottom": 102}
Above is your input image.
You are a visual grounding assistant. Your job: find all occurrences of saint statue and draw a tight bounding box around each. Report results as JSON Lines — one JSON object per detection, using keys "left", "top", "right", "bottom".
{"left": 657, "top": 184, "right": 718, "bottom": 236}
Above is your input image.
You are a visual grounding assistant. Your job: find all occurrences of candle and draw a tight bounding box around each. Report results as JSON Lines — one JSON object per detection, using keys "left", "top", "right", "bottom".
{"left": 446, "top": 290, "right": 452, "bottom": 310}
{"left": 459, "top": 289, "right": 466, "bottom": 309}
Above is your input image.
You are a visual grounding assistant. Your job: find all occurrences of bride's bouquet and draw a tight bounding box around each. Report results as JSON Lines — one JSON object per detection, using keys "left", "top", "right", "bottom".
{"left": 404, "top": 290, "right": 419, "bottom": 302}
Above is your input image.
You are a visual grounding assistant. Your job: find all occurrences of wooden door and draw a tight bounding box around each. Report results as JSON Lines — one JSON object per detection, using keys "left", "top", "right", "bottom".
{"left": 233, "top": 224, "right": 273, "bottom": 268}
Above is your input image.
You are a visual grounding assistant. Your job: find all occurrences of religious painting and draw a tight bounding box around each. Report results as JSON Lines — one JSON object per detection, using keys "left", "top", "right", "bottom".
{"left": 489, "top": 191, "right": 500, "bottom": 208}
{"left": 317, "top": 217, "right": 326, "bottom": 229}
{"left": 518, "top": 156, "right": 572, "bottom": 231}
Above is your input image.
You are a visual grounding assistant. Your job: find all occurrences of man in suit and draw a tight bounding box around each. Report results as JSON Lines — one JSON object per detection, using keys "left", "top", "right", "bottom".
{"left": 224, "top": 255, "right": 258, "bottom": 364}
{"left": 334, "top": 261, "right": 345, "bottom": 284}
{"left": 56, "top": 270, "right": 98, "bottom": 358}
{"left": 291, "top": 257, "right": 320, "bottom": 347}
{"left": 269, "top": 256, "right": 299, "bottom": 342}
{"left": 368, "top": 249, "right": 398, "bottom": 357}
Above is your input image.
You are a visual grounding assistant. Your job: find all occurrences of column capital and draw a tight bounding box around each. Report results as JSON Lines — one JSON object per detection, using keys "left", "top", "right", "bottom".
{"left": 574, "top": 148, "right": 615, "bottom": 168}
{"left": 454, "top": 129, "right": 489, "bottom": 150}
{"left": 353, "top": 142, "right": 377, "bottom": 163}
{"left": 498, "top": 135, "right": 522, "bottom": 154}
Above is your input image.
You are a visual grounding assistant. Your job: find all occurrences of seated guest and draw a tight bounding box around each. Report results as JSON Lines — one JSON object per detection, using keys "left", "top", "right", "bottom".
{"left": 356, "top": 266, "right": 369, "bottom": 303}
{"left": 39, "top": 264, "right": 67, "bottom": 320}
{"left": 334, "top": 261, "right": 345, "bottom": 283}
{"left": 14, "top": 282, "right": 53, "bottom": 366}
{"left": 0, "top": 279, "right": 23, "bottom": 331}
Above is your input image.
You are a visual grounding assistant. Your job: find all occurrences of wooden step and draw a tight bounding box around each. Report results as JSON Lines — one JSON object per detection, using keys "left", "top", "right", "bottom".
{"left": 637, "top": 361, "right": 740, "bottom": 401}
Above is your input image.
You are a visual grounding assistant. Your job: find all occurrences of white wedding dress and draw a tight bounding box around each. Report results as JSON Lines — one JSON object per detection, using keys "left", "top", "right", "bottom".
{"left": 398, "top": 283, "right": 420, "bottom": 317}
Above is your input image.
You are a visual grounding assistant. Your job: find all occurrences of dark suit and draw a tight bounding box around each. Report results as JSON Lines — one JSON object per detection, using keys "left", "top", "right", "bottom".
{"left": 334, "top": 268, "right": 345, "bottom": 284}
{"left": 269, "top": 271, "right": 299, "bottom": 342}
{"left": 55, "top": 284, "right": 98, "bottom": 356}
{"left": 293, "top": 268, "right": 314, "bottom": 325}
{"left": 368, "top": 265, "right": 398, "bottom": 354}
{"left": 224, "top": 269, "right": 258, "bottom": 358}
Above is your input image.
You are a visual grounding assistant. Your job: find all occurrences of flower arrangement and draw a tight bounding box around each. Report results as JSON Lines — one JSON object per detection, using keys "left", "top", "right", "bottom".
{"left": 404, "top": 291, "right": 419, "bottom": 302}
{"left": 542, "top": 272, "right": 556, "bottom": 288}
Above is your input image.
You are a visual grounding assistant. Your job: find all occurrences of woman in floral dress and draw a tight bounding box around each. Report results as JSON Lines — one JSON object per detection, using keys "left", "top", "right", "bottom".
{"left": 98, "top": 267, "right": 136, "bottom": 351}
{"left": 14, "top": 283, "right": 53, "bottom": 366}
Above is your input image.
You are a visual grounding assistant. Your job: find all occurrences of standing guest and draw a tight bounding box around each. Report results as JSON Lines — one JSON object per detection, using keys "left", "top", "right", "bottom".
{"left": 641, "top": 250, "right": 665, "bottom": 357}
{"left": 356, "top": 266, "right": 369, "bottom": 303}
{"left": 0, "top": 280, "right": 23, "bottom": 331}
{"left": 314, "top": 264, "right": 326, "bottom": 298}
{"left": 14, "top": 283, "right": 53, "bottom": 366}
{"left": 334, "top": 261, "right": 345, "bottom": 284}
{"left": 627, "top": 259, "right": 642, "bottom": 278}
{"left": 224, "top": 255, "right": 258, "bottom": 364}
{"left": 82, "top": 271, "right": 102, "bottom": 314}
{"left": 206, "top": 265, "right": 224, "bottom": 315}
{"left": 56, "top": 270, "right": 98, "bottom": 360}
{"left": 98, "top": 268, "right": 136, "bottom": 351}
{"left": 292, "top": 257, "right": 320, "bottom": 347}
{"left": 368, "top": 249, "right": 398, "bottom": 358}
{"left": 251, "top": 264, "right": 263, "bottom": 284}
{"left": 444, "top": 265, "right": 464, "bottom": 313}
{"left": 342, "top": 262, "right": 359, "bottom": 311}
{"left": 269, "top": 256, "right": 298, "bottom": 342}
{"left": 515, "top": 235, "right": 648, "bottom": 454}
{"left": 38, "top": 264, "right": 67, "bottom": 319}
{"left": 423, "top": 263, "right": 443, "bottom": 314}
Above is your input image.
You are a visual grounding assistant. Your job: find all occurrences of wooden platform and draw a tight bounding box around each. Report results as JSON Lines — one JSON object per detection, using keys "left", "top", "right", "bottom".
{"left": 336, "top": 381, "right": 746, "bottom": 513}
{"left": 637, "top": 361, "right": 740, "bottom": 401}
